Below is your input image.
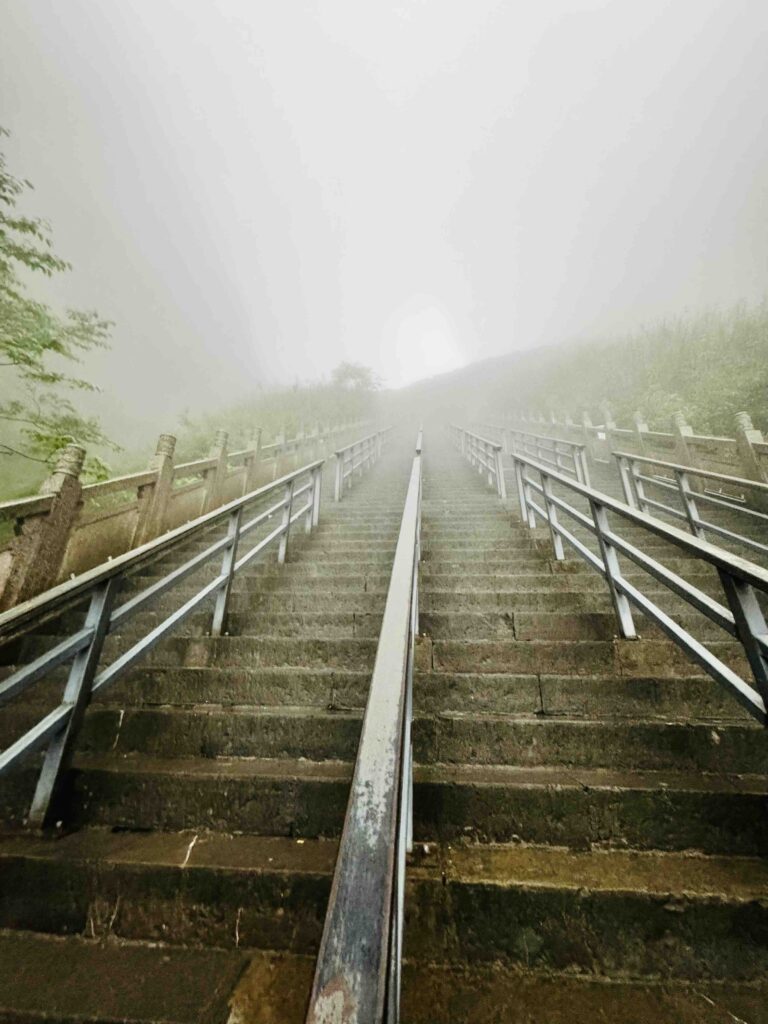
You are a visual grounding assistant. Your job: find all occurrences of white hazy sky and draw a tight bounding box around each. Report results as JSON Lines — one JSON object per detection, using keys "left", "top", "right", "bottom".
{"left": 1, "top": 1, "right": 767, "bottom": 424}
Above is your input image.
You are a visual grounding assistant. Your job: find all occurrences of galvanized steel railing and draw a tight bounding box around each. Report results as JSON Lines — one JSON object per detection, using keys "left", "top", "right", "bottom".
{"left": 306, "top": 430, "right": 422, "bottom": 1024}
{"left": 450, "top": 424, "right": 506, "bottom": 499}
{"left": 614, "top": 451, "right": 768, "bottom": 558}
{"left": 0, "top": 459, "right": 325, "bottom": 829}
{"left": 508, "top": 449, "right": 768, "bottom": 724}
{"left": 499, "top": 425, "right": 590, "bottom": 485}
{"left": 334, "top": 426, "right": 393, "bottom": 501}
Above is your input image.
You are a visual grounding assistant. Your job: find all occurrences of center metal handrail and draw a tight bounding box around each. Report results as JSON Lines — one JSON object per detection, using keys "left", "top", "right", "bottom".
{"left": 505, "top": 447, "right": 768, "bottom": 724}
{"left": 306, "top": 429, "right": 422, "bottom": 1024}
{"left": 613, "top": 450, "right": 768, "bottom": 558}
{"left": 0, "top": 459, "right": 325, "bottom": 828}
{"left": 334, "top": 426, "right": 394, "bottom": 501}
{"left": 450, "top": 424, "right": 507, "bottom": 499}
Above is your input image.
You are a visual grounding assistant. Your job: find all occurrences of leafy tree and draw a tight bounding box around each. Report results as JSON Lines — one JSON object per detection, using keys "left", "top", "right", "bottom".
{"left": 0, "top": 128, "right": 117, "bottom": 480}
{"left": 330, "top": 361, "right": 381, "bottom": 392}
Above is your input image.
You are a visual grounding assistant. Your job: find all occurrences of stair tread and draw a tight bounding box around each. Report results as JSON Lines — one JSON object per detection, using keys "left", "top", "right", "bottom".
{"left": 0, "top": 929, "right": 247, "bottom": 1024}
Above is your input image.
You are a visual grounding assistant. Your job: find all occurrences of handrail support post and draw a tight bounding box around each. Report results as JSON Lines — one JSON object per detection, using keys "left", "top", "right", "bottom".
{"left": 590, "top": 498, "right": 637, "bottom": 639}
{"left": 27, "top": 576, "right": 119, "bottom": 829}
{"left": 717, "top": 570, "right": 768, "bottom": 712}
{"left": 211, "top": 507, "right": 242, "bottom": 636}
{"left": 278, "top": 480, "right": 295, "bottom": 564}
{"left": 675, "top": 469, "right": 705, "bottom": 539}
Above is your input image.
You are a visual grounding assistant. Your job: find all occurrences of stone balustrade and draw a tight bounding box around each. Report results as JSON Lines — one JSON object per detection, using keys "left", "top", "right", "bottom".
{"left": 0, "top": 419, "right": 366, "bottom": 610}
{"left": 502, "top": 406, "right": 768, "bottom": 510}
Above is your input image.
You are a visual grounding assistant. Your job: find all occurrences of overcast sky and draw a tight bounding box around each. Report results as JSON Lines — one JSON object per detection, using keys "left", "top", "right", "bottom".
{"left": 1, "top": 1, "right": 767, "bottom": 430}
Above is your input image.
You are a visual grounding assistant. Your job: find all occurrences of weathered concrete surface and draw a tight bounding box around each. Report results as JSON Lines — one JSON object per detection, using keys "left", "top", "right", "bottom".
{"left": 0, "top": 930, "right": 249, "bottom": 1023}
{"left": 2, "top": 427, "right": 767, "bottom": 1021}
{"left": 405, "top": 429, "right": 768, "bottom": 1014}
{"left": 0, "top": 441, "right": 415, "bottom": 1022}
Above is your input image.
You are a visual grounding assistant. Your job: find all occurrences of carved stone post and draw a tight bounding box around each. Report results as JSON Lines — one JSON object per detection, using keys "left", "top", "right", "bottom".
{"left": 242, "top": 428, "right": 263, "bottom": 494}
{"left": 0, "top": 445, "right": 85, "bottom": 610}
{"left": 632, "top": 411, "right": 649, "bottom": 454}
{"left": 671, "top": 412, "right": 703, "bottom": 492}
{"left": 599, "top": 401, "right": 617, "bottom": 456}
{"left": 581, "top": 411, "right": 599, "bottom": 461}
{"left": 734, "top": 412, "right": 768, "bottom": 511}
{"left": 202, "top": 430, "right": 229, "bottom": 514}
{"left": 133, "top": 434, "right": 176, "bottom": 547}
{"left": 272, "top": 427, "right": 287, "bottom": 481}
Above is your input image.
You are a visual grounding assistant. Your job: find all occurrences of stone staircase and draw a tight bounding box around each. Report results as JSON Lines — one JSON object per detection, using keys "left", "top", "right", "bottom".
{"left": 0, "top": 428, "right": 766, "bottom": 1022}
{"left": 401, "top": 431, "right": 767, "bottom": 1021}
{"left": 0, "top": 443, "right": 413, "bottom": 1023}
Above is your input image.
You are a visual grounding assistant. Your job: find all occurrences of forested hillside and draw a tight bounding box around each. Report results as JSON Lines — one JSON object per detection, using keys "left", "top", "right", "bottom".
{"left": 404, "top": 301, "right": 768, "bottom": 435}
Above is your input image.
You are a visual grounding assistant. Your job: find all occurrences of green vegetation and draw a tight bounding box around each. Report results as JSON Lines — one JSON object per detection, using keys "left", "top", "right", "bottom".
{"left": 0, "top": 128, "right": 116, "bottom": 491}
{"left": 497, "top": 301, "right": 768, "bottom": 434}
{"left": 174, "top": 362, "right": 382, "bottom": 460}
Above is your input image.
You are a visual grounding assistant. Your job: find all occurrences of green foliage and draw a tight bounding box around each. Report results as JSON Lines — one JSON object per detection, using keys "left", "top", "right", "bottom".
{"left": 0, "top": 128, "right": 117, "bottom": 481}
{"left": 330, "top": 361, "right": 382, "bottom": 392}
{"left": 175, "top": 363, "right": 382, "bottom": 459}
{"left": 490, "top": 301, "right": 768, "bottom": 434}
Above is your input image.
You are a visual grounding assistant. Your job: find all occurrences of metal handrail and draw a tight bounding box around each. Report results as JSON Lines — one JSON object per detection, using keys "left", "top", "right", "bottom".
{"left": 306, "top": 430, "right": 422, "bottom": 1024}
{"left": 507, "top": 448, "right": 768, "bottom": 724}
{"left": 0, "top": 459, "right": 325, "bottom": 828}
{"left": 613, "top": 450, "right": 768, "bottom": 558}
{"left": 450, "top": 424, "right": 507, "bottom": 499}
{"left": 333, "top": 426, "right": 394, "bottom": 501}
{"left": 489, "top": 424, "right": 590, "bottom": 485}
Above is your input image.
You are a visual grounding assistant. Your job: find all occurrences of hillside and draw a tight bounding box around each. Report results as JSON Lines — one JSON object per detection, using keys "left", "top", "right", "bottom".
{"left": 396, "top": 300, "right": 768, "bottom": 435}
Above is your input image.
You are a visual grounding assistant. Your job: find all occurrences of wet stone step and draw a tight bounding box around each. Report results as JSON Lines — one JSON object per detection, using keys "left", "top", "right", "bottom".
{"left": 2, "top": 758, "right": 765, "bottom": 853}
{"left": 2, "top": 707, "right": 761, "bottom": 774}
{"left": 417, "top": 636, "right": 749, "bottom": 678}
{"left": 1, "top": 834, "right": 766, "bottom": 985}
{"left": 0, "top": 930, "right": 249, "bottom": 1024}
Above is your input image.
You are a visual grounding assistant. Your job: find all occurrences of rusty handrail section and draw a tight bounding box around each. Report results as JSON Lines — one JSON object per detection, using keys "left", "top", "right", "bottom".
{"left": 306, "top": 429, "right": 422, "bottom": 1024}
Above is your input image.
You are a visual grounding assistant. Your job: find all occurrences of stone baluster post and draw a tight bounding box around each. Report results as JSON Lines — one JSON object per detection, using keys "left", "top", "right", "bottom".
{"left": 0, "top": 444, "right": 85, "bottom": 610}
{"left": 671, "top": 412, "right": 703, "bottom": 493}
{"left": 202, "top": 430, "right": 229, "bottom": 514}
{"left": 242, "top": 428, "right": 263, "bottom": 495}
{"left": 599, "top": 401, "right": 617, "bottom": 457}
{"left": 132, "top": 434, "right": 177, "bottom": 547}
{"left": 581, "top": 411, "right": 599, "bottom": 461}
{"left": 632, "top": 411, "right": 649, "bottom": 454}
{"left": 272, "top": 427, "right": 287, "bottom": 480}
{"left": 734, "top": 412, "right": 768, "bottom": 511}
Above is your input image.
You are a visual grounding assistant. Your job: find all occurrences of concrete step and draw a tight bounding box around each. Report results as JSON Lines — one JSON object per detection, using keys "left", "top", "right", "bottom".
{"left": 6, "top": 665, "right": 751, "bottom": 725}
{"left": 417, "top": 636, "right": 749, "bottom": 678}
{"left": 3, "top": 706, "right": 761, "bottom": 774}
{"left": 231, "top": 950, "right": 768, "bottom": 1022}
{"left": 420, "top": 570, "right": 721, "bottom": 593}
{"left": 421, "top": 609, "right": 728, "bottom": 641}
{"left": 1, "top": 833, "right": 766, "bottom": 985}
{"left": 0, "top": 930, "right": 249, "bottom": 1024}
{"left": 2, "top": 758, "right": 764, "bottom": 853}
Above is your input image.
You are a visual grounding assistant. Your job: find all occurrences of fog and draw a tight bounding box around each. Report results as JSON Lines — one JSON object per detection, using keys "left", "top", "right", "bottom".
{"left": 1, "top": 1, "right": 767, "bottom": 436}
